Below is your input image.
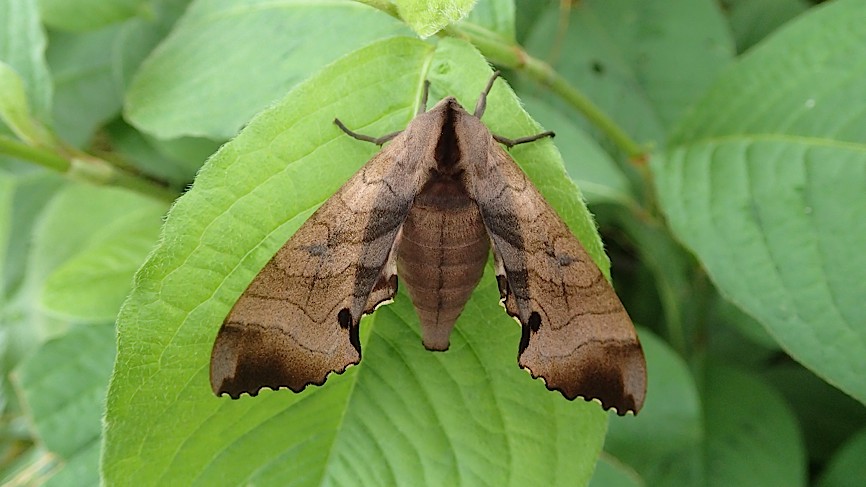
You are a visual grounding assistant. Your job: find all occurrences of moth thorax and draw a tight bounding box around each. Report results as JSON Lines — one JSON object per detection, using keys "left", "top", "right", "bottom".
{"left": 434, "top": 106, "right": 461, "bottom": 168}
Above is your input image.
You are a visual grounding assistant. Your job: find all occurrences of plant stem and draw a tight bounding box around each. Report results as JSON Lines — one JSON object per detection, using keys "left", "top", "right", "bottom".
{"left": 1, "top": 135, "right": 177, "bottom": 204}
{"left": 0, "top": 135, "right": 69, "bottom": 171}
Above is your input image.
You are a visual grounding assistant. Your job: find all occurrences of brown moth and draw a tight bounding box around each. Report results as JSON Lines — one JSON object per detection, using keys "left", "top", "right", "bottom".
{"left": 210, "top": 72, "right": 647, "bottom": 415}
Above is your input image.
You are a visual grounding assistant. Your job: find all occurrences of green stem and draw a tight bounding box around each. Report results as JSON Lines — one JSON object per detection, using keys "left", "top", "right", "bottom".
{"left": 0, "top": 135, "right": 69, "bottom": 171}
{"left": 1, "top": 135, "right": 177, "bottom": 204}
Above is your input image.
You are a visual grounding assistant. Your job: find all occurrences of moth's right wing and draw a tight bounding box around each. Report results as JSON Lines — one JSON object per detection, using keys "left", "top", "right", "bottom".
{"left": 471, "top": 141, "right": 647, "bottom": 415}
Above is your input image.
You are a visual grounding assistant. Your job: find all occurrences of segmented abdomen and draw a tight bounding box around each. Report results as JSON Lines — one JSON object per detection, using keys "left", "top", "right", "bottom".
{"left": 397, "top": 179, "right": 489, "bottom": 350}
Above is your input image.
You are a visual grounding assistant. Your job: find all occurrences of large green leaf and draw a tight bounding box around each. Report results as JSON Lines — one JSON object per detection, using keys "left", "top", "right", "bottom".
{"left": 0, "top": 0, "right": 52, "bottom": 123}
{"left": 0, "top": 173, "right": 13, "bottom": 294}
{"left": 125, "top": 0, "right": 411, "bottom": 140}
{"left": 0, "top": 172, "right": 66, "bottom": 369}
{"left": 521, "top": 0, "right": 733, "bottom": 144}
{"left": 654, "top": 0, "right": 866, "bottom": 405}
{"left": 12, "top": 323, "right": 115, "bottom": 486}
{"left": 103, "top": 36, "right": 616, "bottom": 485}
{"left": 38, "top": 0, "right": 147, "bottom": 32}
{"left": 603, "top": 330, "right": 701, "bottom": 486}
{"left": 764, "top": 364, "right": 866, "bottom": 464}
{"left": 603, "top": 362, "right": 805, "bottom": 487}
{"left": 30, "top": 183, "right": 163, "bottom": 286}
{"left": 46, "top": 25, "right": 125, "bottom": 146}
{"left": 816, "top": 427, "right": 866, "bottom": 487}
{"left": 112, "top": 0, "right": 191, "bottom": 91}
{"left": 588, "top": 455, "right": 641, "bottom": 487}
{"left": 37, "top": 184, "right": 167, "bottom": 321}
{"left": 0, "top": 62, "right": 52, "bottom": 146}
{"left": 102, "top": 119, "right": 208, "bottom": 188}
{"left": 704, "top": 364, "right": 806, "bottom": 487}
{"left": 723, "top": 0, "right": 809, "bottom": 52}
{"left": 462, "top": 0, "right": 514, "bottom": 42}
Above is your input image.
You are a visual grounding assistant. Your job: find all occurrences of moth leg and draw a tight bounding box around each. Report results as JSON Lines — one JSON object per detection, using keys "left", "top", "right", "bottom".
{"left": 334, "top": 118, "right": 402, "bottom": 146}
{"left": 474, "top": 71, "right": 502, "bottom": 118}
{"left": 493, "top": 131, "right": 555, "bottom": 149}
{"left": 417, "top": 80, "right": 431, "bottom": 115}
{"left": 363, "top": 230, "right": 401, "bottom": 314}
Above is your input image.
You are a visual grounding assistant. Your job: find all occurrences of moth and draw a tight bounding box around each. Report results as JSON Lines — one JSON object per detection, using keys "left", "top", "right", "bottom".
{"left": 210, "top": 72, "right": 647, "bottom": 415}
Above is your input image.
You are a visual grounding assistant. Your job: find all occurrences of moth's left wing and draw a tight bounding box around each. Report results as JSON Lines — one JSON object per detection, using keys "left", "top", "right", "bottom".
{"left": 210, "top": 136, "right": 418, "bottom": 398}
{"left": 472, "top": 143, "right": 647, "bottom": 415}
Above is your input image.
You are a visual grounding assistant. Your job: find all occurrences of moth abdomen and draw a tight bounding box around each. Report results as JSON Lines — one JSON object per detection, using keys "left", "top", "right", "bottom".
{"left": 397, "top": 180, "right": 489, "bottom": 351}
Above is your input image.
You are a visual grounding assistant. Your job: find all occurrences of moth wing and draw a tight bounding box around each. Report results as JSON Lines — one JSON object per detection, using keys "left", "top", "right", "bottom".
{"left": 211, "top": 138, "right": 414, "bottom": 398}
{"left": 475, "top": 145, "right": 647, "bottom": 415}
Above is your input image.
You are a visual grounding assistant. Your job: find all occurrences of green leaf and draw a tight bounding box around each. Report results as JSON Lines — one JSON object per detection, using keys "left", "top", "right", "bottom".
{"left": 33, "top": 183, "right": 166, "bottom": 321}
{"left": 104, "top": 36, "right": 611, "bottom": 485}
{"left": 589, "top": 455, "right": 642, "bottom": 487}
{"left": 764, "top": 364, "right": 866, "bottom": 464}
{"left": 707, "top": 291, "right": 779, "bottom": 352}
{"left": 12, "top": 323, "right": 114, "bottom": 486}
{"left": 816, "top": 427, "right": 866, "bottom": 487}
{"left": 594, "top": 349, "right": 807, "bottom": 487}
{"left": 0, "top": 0, "right": 52, "bottom": 123}
{"left": 462, "top": 0, "right": 515, "bottom": 42}
{"left": 521, "top": 94, "right": 632, "bottom": 206}
{"left": 521, "top": 0, "right": 733, "bottom": 142}
{"left": 46, "top": 26, "right": 125, "bottom": 146}
{"left": 512, "top": 0, "right": 549, "bottom": 44}
{"left": 112, "top": 0, "right": 191, "bottom": 90}
{"left": 655, "top": 0, "right": 866, "bottom": 405}
{"left": 0, "top": 172, "right": 14, "bottom": 293}
{"left": 38, "top": 0, "right": 148, "bottom": 32}
{"left": 0, "top": 171, "right": 62, "bottom": 293}
{"left": 604, "top": 329, "right": 701, "bottom": 485}
{"left": 31, "top": 184, "right": 154, "bottom": 281}
{"left": 724, "top": 0, "right": 810, "bottom": 52}
{"left": 0, "top": 172, "right": 66, "bottom": 371}
{"left": 395, "top": 0, "right": 477, "bottom": 38}
{"left": 43, "top": 443, "right": 100, "bottom": 487}
{"left": 706, "top": 293, "right": 781, "bottom": 368}
{"left": 704, "top": 364, "right": 806, "bottom": 487}
{"left": 0, "top": 61, "right": 47, "bottom": 144}
{"left": 610, "top": 208, "right": 699, "bottom": 352}
{"left": 125, "top": 0, "right": 411, "bottom": 140}
{"left": 102, "top": 119, "right": 206, "bottom": 188}
{"left": 669, "top": 1, "right": 866, "bottom": 145}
